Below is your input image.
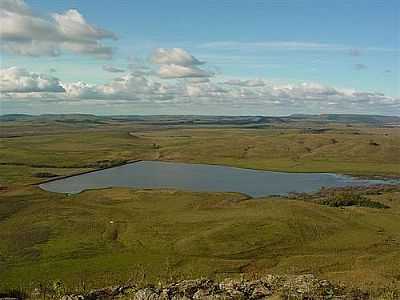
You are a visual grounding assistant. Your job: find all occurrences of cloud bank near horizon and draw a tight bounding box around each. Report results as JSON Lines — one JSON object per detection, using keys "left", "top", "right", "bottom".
{"left": 1, "top": 48, "right": 399, "bottom": 115}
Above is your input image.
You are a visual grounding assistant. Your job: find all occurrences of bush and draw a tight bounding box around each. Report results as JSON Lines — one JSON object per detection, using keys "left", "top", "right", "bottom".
{"left": 319, "top": 192, "right": 389, "bottom": 209}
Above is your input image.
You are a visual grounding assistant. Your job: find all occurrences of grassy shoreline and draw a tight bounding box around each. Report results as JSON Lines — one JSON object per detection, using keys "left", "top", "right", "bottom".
{"left": 32, "top": 157, "right": 400, "bottom": 188}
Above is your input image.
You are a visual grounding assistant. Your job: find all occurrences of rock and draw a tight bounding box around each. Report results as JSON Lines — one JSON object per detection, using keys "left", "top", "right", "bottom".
{"left": 60, "top": 295, "right": 85, "bottom": 300}
{"left": 192, "top": 289, "right": 216, "bottom": 299}
{"left": 250, "top": 285, "right": 272, "bottom": 299}
{"left": 132, "top": 287, "right": 161, "bottom": 300}
{"left": 164, "top": 279, "right": 217, "bottom": 299}
{"left": 86, "top": 285, "right": 135, "bottom": 300}
{"left": 56, "top": 274, "right": 372, "bottom": 299}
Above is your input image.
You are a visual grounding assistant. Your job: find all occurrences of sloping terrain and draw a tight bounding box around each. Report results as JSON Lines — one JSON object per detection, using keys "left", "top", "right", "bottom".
{"left": 0, "top": 117, "right": 399, "bottom": 294}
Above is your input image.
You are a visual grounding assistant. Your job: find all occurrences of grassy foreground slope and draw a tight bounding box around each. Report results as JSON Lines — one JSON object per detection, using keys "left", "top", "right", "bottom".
{"left": 1, "top": 187, "right": 400, "bottom": 291}
{"left": 0, "top": 118, "right": 399, "bottom": 292}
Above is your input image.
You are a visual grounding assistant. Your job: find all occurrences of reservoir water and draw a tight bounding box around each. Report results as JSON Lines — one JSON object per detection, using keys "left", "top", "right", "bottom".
{"left": 39, "top": 160, "right": 389, "bottom": 197}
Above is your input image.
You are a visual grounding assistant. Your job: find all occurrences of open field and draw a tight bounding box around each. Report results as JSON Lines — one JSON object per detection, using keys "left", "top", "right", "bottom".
{"left": 0, "top": 115, "right": 400, "bottom": 295}
{"left": 2, "top": 186, "right": 400, "bottom": 291}
{"left": 1, "top": 116, "right": 400, "bottom": 183}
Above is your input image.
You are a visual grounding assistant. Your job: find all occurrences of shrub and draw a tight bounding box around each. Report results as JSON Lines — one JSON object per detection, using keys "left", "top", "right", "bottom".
{"left": 319, "top": 192, "right": 389, "bottom": 209}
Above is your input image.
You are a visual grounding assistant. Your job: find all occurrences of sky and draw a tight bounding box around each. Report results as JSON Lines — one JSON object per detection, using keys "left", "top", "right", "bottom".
{"left": 0, "top": 0, "right": 399, "bottom": 116}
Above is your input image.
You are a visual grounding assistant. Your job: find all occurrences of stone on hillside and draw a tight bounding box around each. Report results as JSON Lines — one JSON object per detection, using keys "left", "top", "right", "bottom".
{"left": 132, "top": 287, "right": 161, "bottom": 300}
{"left": 56, "top": 274, "right": 371, "bottom": 299}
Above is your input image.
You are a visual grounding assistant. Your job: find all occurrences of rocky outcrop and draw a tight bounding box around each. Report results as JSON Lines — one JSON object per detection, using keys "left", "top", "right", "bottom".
{"left": 60, "top": 274, "right": 370, "bottom": 300}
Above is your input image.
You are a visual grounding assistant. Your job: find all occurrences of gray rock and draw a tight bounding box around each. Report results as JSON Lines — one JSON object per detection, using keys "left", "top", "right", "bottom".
{"left": 60, "top": 295, "right": 85, "bottom": 300}
{"left": 133, "top": 287, "right": 161, "bottom": 300}
{"left": 56, "top": 274, "right": 363, "bottom": 299}
{"left": 250, "top": 285, "right": 272, "bottom": 299}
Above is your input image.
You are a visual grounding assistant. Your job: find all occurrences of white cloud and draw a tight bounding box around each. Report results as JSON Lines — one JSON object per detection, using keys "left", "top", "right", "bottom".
{"left": 0, "top": 0, "right": 29, "bottom": 14}
{"left": 151, "top": 48, "right": 204, "bottom": 66}
{"left": 63, "top": 73, "right": 174, "bottom": 101}
{"left": 2, "top": 62, "right": 399, "bottom": 115}
{"left": 184, "top": 82, "right": 227, "bottom": 98}
{"left": 179, "top": 80, "right": 400, "bottom": 113}
{"left": 151, "top": 48, "right": 213, "bottom": 79}
{"left": 158, "top": 64, "right": 212, "bottom": 79}
{"left": 271, "top": 82, "right": 342, "bottom": 98}
{"left": 223, "top": 79, "right": 266, "bottom": 87}
{"left": 0, "top": 0, "right": 116, "bottom": 58}
{"left": 2, "top": 66, "right": 399, "bottom": 115}
{"left": 0, "top": 67, "right": 65, "bottom": 93}
{"left": 62, "top": 81, "right": 102, "bottom": 99}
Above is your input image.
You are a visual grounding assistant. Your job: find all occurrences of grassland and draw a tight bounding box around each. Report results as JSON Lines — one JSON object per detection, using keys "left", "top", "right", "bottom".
{"left": 0, "top": 117, "right": 399, "bottom": 294}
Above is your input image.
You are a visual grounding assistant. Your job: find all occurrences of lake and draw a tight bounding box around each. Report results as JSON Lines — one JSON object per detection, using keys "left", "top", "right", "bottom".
{"left": 38, "top": 160, "right": 389, "bottom": 197}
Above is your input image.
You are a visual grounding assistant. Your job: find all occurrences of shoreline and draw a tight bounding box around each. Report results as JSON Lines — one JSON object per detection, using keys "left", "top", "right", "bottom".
{"left": 35, "top": 159, "right": 399, "bottom": 197}
{"left": 34, "top": 158, "right": 400, "bottom": 187}
{"left": 34, "top": 159, "right": 142, "bottom": 186}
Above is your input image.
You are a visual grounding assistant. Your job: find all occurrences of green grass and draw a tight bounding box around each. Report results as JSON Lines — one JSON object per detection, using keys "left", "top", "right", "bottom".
{"left": 144, "top": 127, "right": 400, "bottom": 176}
{"left": 0, "top": 121, "right": 399, "bottom": 292}
{"left": 1, "top": 187, "right": 399, "bottom": 291}
{"left": 1, "top": 125, "right": 399, "bottom": 184}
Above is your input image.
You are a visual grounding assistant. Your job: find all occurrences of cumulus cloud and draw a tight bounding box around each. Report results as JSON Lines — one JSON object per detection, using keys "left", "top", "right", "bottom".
{"left": 102, "top": 65, "right": 125, "bottom": 73}
{"left": 0, "top": 67, "right": 65, "bottom": 93}
{"left": 2, "top": 46, "right": 399, "bottom": 115}
{"left": 272, "top": 82, "right": 341, "bottom": 98}
{"left": 63, "top": 73, "right": 174, "bottom": 101}
{"left": 158, "top": 64, "right": 212, "bottom": 79}
{"left": 127, "top": 62, "right": 153, "bottom": 77}
{"left": 186, "top": 78, "right": 210, "bottom": 84}
{"left": 151, "top": 48, "right": 212, "bottom": 79}
{"left": 181, "top": 80, "right": 399, "bottom": 113}
{"left": 2, "top": 65, "right": 399, "bottom": 115}
{"left": 184, "top": 82, "right": 228, "bottom": 98}
{"left": 151, "top": 48, "right": 204, "bottom": 66}
{"left": 0, "top": 0, "right": 116, "bottom": 58}
{"left": 223, "top": 79, "right": 266, "bottom": 87}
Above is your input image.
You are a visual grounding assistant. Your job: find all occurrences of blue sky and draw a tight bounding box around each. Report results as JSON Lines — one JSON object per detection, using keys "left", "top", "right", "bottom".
{"left": 1, "top": 0, "right": 399, "bottom": 115}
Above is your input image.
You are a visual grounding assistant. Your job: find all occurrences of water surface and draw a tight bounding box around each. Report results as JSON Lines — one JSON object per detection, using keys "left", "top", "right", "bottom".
{"left": 39, "top": 161, "right": 388, "bottom": 197}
